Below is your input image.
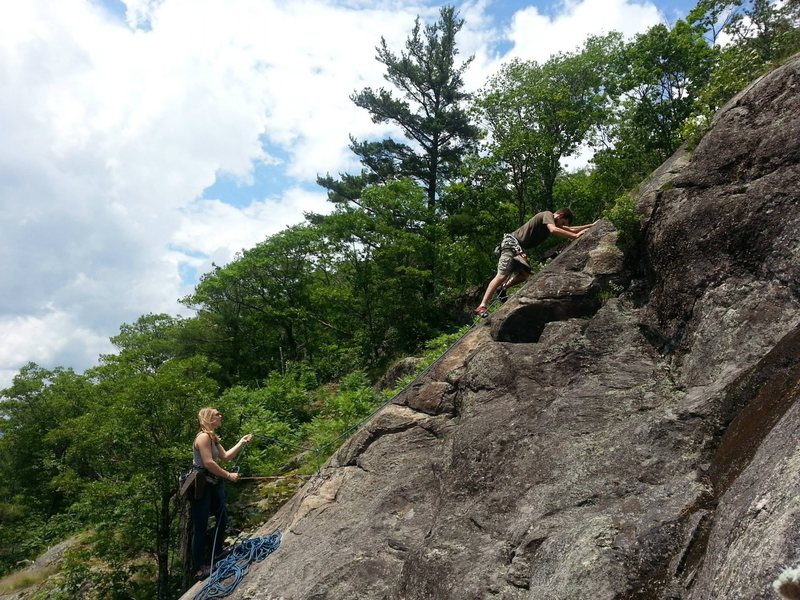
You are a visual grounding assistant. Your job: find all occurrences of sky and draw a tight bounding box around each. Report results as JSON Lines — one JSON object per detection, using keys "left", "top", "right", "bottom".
{"left": 0, "top": 0, "right": 696, "bottom": 388}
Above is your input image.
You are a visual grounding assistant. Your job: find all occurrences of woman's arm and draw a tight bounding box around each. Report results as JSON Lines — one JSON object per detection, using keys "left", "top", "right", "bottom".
{"left": 216, "top": 434, "right": 253, "bottom": 461}
{"left": 195, "top": 433, "right": 239, "bottom": 482}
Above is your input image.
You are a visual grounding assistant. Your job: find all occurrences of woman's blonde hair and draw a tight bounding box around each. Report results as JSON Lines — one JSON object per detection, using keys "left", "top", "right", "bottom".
{"left": 197, "top": 407, "right": 221, "bottom": 445}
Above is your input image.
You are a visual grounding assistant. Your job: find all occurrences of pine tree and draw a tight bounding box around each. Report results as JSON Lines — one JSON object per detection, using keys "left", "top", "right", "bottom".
{"left": 348, "top": 5, "right": 480, "bottom": 211}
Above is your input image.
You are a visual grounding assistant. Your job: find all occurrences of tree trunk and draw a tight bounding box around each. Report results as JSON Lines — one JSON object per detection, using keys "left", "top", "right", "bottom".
{"left": 427, "top": 153, "right": 438, "bottom": 211}
{"left": 156, "top": 492, "right": 173, "bottom": 600}
{"left": 179, "top": 496, "right": 193, "bottom": 592}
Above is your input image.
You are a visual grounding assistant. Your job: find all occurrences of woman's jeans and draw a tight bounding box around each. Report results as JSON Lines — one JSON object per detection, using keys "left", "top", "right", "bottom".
{"left": 191, "top": 481, "right": 227, "bottom": 569}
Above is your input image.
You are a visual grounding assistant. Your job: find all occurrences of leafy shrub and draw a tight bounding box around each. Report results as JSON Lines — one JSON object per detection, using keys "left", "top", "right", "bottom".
{"left": 603, "top": 193, "right": 640, "bottom": 253}
{"left": 299, "top": 375, "right": 380, "bottom": 471}
{"left": 42, "top": 540, "right": 155, "bottom": 600}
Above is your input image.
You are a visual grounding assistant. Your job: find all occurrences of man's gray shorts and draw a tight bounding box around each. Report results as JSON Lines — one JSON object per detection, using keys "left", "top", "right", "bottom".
{"left": 497, "top": 249, "right": 532, "bottom": 275}
{"left": 496, "top": 234, "right": 531, "bottom": 276}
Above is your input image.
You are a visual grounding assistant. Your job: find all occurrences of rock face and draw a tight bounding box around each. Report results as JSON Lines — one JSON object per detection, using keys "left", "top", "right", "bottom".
{"left": 192, "top": 57, "right": 800, "bottom": 600}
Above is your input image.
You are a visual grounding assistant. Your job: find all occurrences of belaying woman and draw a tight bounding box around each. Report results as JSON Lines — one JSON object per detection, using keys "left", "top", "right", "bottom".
{"left": 191, "top": 407, "right": 253, "bottom": 579}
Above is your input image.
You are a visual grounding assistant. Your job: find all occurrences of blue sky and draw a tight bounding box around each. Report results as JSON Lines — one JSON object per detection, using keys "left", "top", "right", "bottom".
{"left": 0, "top": 0, "right": 699, "bottom": 387}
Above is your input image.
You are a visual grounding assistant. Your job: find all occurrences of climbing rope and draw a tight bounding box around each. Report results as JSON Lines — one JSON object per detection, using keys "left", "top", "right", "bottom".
{"left": 242, "top": 291, "right": 509, "bottom": 482}
{"left": 251, "top": 434, "right": 315, "bottom": 452}
{"left": 231, "top": 320, "right": 477, "bottom": 481}
{"left": 193, "top": 531, "right": 282, "bottom": 600}
{"left": 186, "top": 292, "right": 504, "bottom": 597}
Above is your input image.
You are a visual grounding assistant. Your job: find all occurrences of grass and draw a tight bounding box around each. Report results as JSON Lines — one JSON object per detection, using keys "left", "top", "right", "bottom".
{"left": 0, "top": 563, "right": 58, "bottom": 594}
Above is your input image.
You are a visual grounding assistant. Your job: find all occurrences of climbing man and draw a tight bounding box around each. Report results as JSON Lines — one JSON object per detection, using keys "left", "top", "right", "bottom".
{"left": 474, "top": 208, "right": 598, "bottom": 318}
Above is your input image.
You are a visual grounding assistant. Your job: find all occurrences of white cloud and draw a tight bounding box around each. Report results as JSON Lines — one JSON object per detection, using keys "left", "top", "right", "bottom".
{"left": 171, "top": 187, "right": 330, "bottom": 278}
{"left": 0, "top": 0, "right": 677, "bottom": 388}
{"left": 0, "top": 310, "right": 113, "bottom": 379}
{"left": 123, "top": 0, "right": 166, "bottom": 28}
{"left": 506, "top": 0, "right": 664, "bottom": 62}
{"left": 457, "top": 0, "right": 505, "bottom": 91}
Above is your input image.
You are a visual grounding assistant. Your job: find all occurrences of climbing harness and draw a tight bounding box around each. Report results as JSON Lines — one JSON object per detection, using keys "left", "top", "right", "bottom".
{"left": 501, "top": 232, "right": 525, "bottom": 256}
{"left": 193, "top": 531, "right": 282, "bottom": 600}
{"left": 179, "top": 468, "right": 201, "bottom": 499}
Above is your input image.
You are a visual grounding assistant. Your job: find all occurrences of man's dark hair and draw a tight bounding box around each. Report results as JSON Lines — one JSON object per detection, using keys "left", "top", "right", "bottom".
{"left": 554, "top": 207, "right": 574, "bottom": 225}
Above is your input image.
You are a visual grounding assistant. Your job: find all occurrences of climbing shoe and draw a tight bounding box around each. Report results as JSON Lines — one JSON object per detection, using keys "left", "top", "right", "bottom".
{"left": 474, "top": 306, "right": 489, "bottom": 319}
{"left": 497, "top": 286, "right": 508, "bottom": 303}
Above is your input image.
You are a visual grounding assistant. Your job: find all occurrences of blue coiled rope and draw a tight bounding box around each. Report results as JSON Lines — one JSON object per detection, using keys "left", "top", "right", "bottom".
{"left": 193, "top": 531, "right": 282, "bottom": 600}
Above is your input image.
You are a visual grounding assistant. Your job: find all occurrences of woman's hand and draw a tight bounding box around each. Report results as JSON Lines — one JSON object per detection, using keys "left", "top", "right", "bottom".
{"left": 228, "top": 472, "right": 240, "bottom": 482}
{"left": 240, "top": 433, "right": 253, "bottom": 445}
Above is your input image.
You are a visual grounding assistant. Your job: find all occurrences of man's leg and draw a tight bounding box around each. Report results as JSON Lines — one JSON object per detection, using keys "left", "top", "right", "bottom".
{"left": 497, "top": 271, "right": 530, "bottom": 302}
{"left": 478, "top": 272, "right": 508, "bottom": 310}
{"left": 502, "top": 270, "right": 530, "bottom": 291}
{"left": 476, "top": 248, "right": 520, "bottom": 316}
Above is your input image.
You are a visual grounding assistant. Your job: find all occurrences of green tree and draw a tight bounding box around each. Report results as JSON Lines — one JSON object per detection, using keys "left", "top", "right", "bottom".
{"left": 182, "top": 225, "right": 356, "bottom": 384}
{"left": 476, "top": 34, "right": 619, "bottom": 216}
{"left": 313, "top": 178, "right": 443, "bottom": 364}
{"left": 316, "top": 137, "right": 408, "bottom": 209}
{"left": 591, "top": 20, "right": 716, "bottom": 194}
{"left": 0, "top": 365, "right": 93, "bottom": 573}
{"left": 347, "top": 5, "right": 480, "bottom": 210}
{"left": 691, "top": 0, "right": 800, "bottom": 61}
{"left": 682, "top": 0, "right": 800, "bottom": 143}
{"left": 76, "top": 315, "right": 219, "bottom": 599}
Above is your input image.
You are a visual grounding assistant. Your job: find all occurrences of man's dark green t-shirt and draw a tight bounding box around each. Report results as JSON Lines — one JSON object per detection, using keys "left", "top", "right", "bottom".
{"left": 512, "top": 211, "right": 555, "bottom": 249}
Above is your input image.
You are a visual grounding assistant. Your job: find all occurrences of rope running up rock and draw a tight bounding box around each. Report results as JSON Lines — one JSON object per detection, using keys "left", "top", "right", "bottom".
{"left": 190, "top": 295, "right": 503, "bottom": 599}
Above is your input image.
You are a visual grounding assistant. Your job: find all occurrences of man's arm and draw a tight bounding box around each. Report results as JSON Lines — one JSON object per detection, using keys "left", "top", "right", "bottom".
{"left": 547, "top": 223, "right": 584, "bottom": 240}
{"left": 561, "top": 220, "right": 599, "bottom": 233}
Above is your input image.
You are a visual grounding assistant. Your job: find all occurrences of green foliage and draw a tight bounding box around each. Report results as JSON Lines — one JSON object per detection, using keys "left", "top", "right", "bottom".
{"left": 0, "top": 365, "right": 93, "bottom": 574}
{"left": 313, "top": 178, "right": 447, "bottom": 365}
{"left": 0, "top": 316, "right": 219, "bottom": 597}
{"left": 552, "top": 170, "right": 606, "bottom": 226}
{"left": 215, "top": 367, "right": 317, "bottom": 479}
{"left": 591, "top": 19, "right": 716, "bottom": 193}
{"left": 420, "top": 327, "right": 469, "bottom": 365}
{"left": 683, "top": 0, "right": 800, "bottom": 146}
{"left": 254, "top": 367, "right": 316, "bottom": 425}
{"left": 381, "top": 326, "right": 470, "bottom": 398}
{"left": 603, "top": 193, "right": 641, "bottom": 253}
{"left": 475, "top": 33, "right": 620, "bottom": 214}
{"left": 183, "top": 224, "right": 359, "bottom": 384}
{"left": 598, "top": 281, "right": 626, "bottom": 304}
{"left": 689, "top": 0, "right": 800, "bottom": 62}
{"left": 43, "top": 539, "right": 155, "bottom": 600}
{"left": 300, "top": 376, "right": 381, "bottom": 473}
{"left": 82, "top": 318, "right": 218, "bottom": 599}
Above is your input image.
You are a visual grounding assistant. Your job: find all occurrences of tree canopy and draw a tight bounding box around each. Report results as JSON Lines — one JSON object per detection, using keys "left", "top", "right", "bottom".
{"left": 333, "top": 6, "right": 480, "bottom": 211}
